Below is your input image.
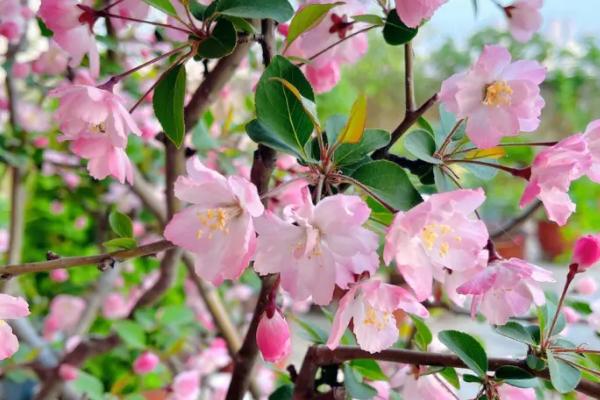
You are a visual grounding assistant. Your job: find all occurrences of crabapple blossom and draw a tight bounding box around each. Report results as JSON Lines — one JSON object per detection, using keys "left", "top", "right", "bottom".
{"left": 440, "top": 44, "right": 546, "bottom": 148}
{"left": 327, "top": 279, "right": 428, "bottom": 353}
{"left": 0, "top": 0, "right": 32, "bottom": 43}
{"left": 563, "top": 306, "right": 580, "bottom": 323}
{"left": 575, "top": 277, "right": 598, "bottom": 295}
{"left": 0, "top": 294, "right": 30, "bottom": 360}
{"left": 164, "top": 158, "right": 264, "bottom": 284}
{"left": 398, "top": 366, "right": 456, "bottom": 399}
{"left": 49, "top": 268, "right": 69, "bottom": 282}
{"left": 254, "top": 192, "right": 378, "bottom": 305}
{"left": 572, "top": 234, "right": 600, "bottom": 270}
{"left": 108, "top": 0, "right": 149, "bottom": 31}
{"left": 395, "top": 0, "right": 447, "bottom": 28}
{"left": 383, "top": 189, "right": 489, "bottom": 301}
{"left": 256, "top": 309, "right": 291, "bottom": 363}
{"left": 520, "top": 134, "right": 591, "bottom": 225}
{"left": 457, "top": 258, "right": 554, "bottom": 325}
{"left": 583, "top": 119, "right": 600, "bottom": 182}
{"left": 497, "top": 385, "right": 536, "bottom": 400}
{"left": 170, "top": 370, "right": 200, "bottom": 400}
{"left": 70, "top": 134, "right": 134, "bottom": 183}
{"left": 504, "top": 0, "right": 543, "bottom": 43}
{"left": 31, "top": 44, "right": 69, "bottom": 76}
{"left": 133, "top": 351, "right": 160, "bottom": 374}
{"left": 38, "top": 0, "right": 100, "bottom": 76}
{"left": 186, "top": 337, "right": 229, "bottom": 376}
{"left": 43, "top": 295, "right": 86, "bottom": 340}
{"left": 58, "top": 364, "right": 79, "bottom": 381}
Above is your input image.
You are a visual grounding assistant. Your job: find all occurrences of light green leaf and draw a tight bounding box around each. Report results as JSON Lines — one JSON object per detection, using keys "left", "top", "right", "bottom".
{"left": 109, "top": 210, "right": 133, "bottom": 238}
{"left": 410, "top": 315, "right": 433, "bottom": 351}
{"left": 343, "top": 364, "right": 378, "bottom": 399}
{"left": 143, "top": 0, "right": 177, "bottom": 16}
{"left": 547, "top": 352, "right": 581, "bottom": 394}
{"left": 403, "top": 129, "right": 441, "bottom": 164}
{"left": 286, "top": 3, "right": 343, "bottom": 49}
{"left": 113, "top": 320, "right": 146, "bottom": 349}
{"left": 103, "top": 237, "right": 137, "bottom": 250}
{"left": 197, "top": 18, "right": 237, "bottom": 58}
{"left": 350, "top": 359, "right": 387, "bottom": 381}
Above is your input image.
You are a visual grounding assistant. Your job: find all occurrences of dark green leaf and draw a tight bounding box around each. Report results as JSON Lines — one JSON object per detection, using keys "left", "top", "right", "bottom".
{"left": 255, "top": 55, "right": 315, "bottom": 159}
{"left": 269, "top": 384, "right": 293, "bottom": 400}
{"left": 526, "top": 354, "right": 546, "bottom": 371}
{"left": 113, "top": 320, "right": 146, "bottom": 349}
{"left": 217, "top": 0, "right": 294, "bottom": 22}
{"left": 143, "top": 0, "right": 177, "bottom": 16}
{"left": 343, "top": 364, "right": 378, "bottom": 400}
{"left": 350, "top": 160, "right": 421, "bottom": 211}
{"left": 566, "top": 300, "right": 592, "bottom": 315}
{"left": 494, "top": 321, "right": 536, "bottom": 346}
{"left": 224, "top": 16, "right": 256, "bottom": 33}
{"left": 383, "top": 9, "right": 418, "bottom": 46}
{"left": 439, "top": 367, "right": 460, "bottom": 389}
{"left": 109, "top": 211, "right": 133, "bottom": 238}
{"left": 403, "top": 129, "right": 441, "bottom": 164}
{"left": 350, "top": 359, "right": 387, "bottom": 381}
{"left": 197, "top": 18, "right": 237, "bottom": 58}
{"left": 433, "top": 166, "right": 454, "bottom": 192}
{"left": 463, "top": 374, "right": 482, "bottom": 383}
{"left": 103, "top": 238, "right": 137, "bottom": 250}
{"left": 410, "top": 315, "right": 432, "bottom": 351}
{"left": 334, "top": 129, "right": 391, "bottom": 166}
{"left": 439, "top": 330, "right": 488, "bottom": 378}
{"left": 547, "top": 352, "right": 581, "bottom": 394}
{"left": 494, "top": 366, "right": 537, "bottom": 388}
{"left": 154, "top": 64, "right": 187, "bottom": 147}
{"left": 37, "top": 17, "right": 53, "bottom": 37}
{"left": 246, "top": 119, "right": 303, "bottom": 159}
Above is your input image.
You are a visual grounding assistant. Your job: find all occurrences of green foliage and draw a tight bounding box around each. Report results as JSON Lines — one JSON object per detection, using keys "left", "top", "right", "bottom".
{"left": 142, "top": 0, "right": 177, "bottom": 16}
{"left": 494, "top": 321, "right": 537, "bottom": 346}
{"left": 494, "top": 366, "right": 537, "bottom": 388}
{"left": 343, "top": 363, "right": 378, "bottom": 399}
{"left": 216, "top": 0, "right": 294, "bottom": 22}
{"left": 547, "top": 352, "right": 581, "bottom": 393}
{"left": 382, "top": 9, "right": 418, "bottom": 46}
{"left": 197, "top": 18, "right": 237, "bottom": 58}
{"left": 109, "top": 211, "right": 133, "bottom": 238}
{"left": 286, "top": 3, "right": 343, "bottom": 49}
{"left": 153, "top": 64, "right": 187, "bottom": 147}
{"left": 438, "top": 330, "right": 488, "bottom": 378}
{"left": 410, "top": 315, "right": 432, "bottom": 351}
{"left": 403, "top": 129, "right": 440, "bottom": 164}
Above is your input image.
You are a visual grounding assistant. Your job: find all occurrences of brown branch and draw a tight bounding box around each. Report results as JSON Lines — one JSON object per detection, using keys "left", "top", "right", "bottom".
{"left": 491, "top": 200, "right": 543, "bottom": 240}
{"left": 293, "top": 345, "right": 600, "bottom": 399}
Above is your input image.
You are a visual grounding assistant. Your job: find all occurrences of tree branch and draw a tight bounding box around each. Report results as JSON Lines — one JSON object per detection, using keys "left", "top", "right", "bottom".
{"left": 293, "top": 345, "right": 600, "bottom": 399}
{"left": 491, "top": 200, "right": 543, "bottom": 240}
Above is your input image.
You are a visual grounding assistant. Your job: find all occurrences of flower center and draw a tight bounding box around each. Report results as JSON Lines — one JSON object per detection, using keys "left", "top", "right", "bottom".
{"left": 483, "top": 81, "right": 513, "bottom": 107}
{"left": 90, "top": 122, "right": 106, "bottom": 134}
{"left": 363, "top": 305, "right": 392, "bottom": 331}
{"left": 420, "top": 223, "right": 461, "bottom": 257}
{"left": 196, "top": 206, "right": 240, "bottom": 239}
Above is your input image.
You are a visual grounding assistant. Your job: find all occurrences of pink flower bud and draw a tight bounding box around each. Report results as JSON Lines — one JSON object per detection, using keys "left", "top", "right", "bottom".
{"left": 49, "top": 268, "right": 69, "bottom": 282}
{"left": 32, "top": 136, "right": 49, "bottom": 148}
{"left": 575, "top": 277, "right": 598, "bottom": 295}
{"left": 573, "top": 235, "right": 600, "bottom": 270}
{"left": 563, "top": 306, "right": 580, "bottom": 323}
{"left": 256, "top": 310, "right": 291, "bottom": 363}
{"left": 133, "top": 351, "right": 160, "bottom": 374}
{"left": 58, "top": 364, "right": 79, "bottom": 381}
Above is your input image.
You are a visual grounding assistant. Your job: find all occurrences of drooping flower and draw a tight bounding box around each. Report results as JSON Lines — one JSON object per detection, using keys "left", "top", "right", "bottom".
{"left": 164, "top": 158, "right": 264, "bottom": 285}
{"left": 327, "top": 279, "right": 428, "bottom": 353}
{"left": 254, "top": 192, "right": 379, "bottom": 305}
{"left": 170, "top": 370, "right": 200, "bottom": 400}
{"left": 520, "top": 134, "right": 591, "bottom": 226}
{"left": 457, "top": 258, "right": 554, "bottom": 325}
{"left": 383, "top": 189, "right": 489, "bottom": 301}
{"left": 43, "top": 295, "right": 86, "bottom": 340}
{"left": 395, "top": 0, "right": 447, "bottom": 28}
{"left": 256, "top": 310, "right": 291, "bottom": 363}
{"left": 70, "top": 134, "right": 134, "bottom": 184}
{"left": 440, "top": 45, "right": 546, "bottom": 149}
{"left": 504, "top": 0, "right": 543, "bottom": 43}
{"left": 572, "top": 234, "right": 600, "bottom": 270}
{"left": 38, "top": 0, "right": 100, "bottom": 76}
{"left": 133, "top": 351, "right": 160, "bottom": 374}
{"left": 0, "top": 294, "right": 30, "bottom": 360}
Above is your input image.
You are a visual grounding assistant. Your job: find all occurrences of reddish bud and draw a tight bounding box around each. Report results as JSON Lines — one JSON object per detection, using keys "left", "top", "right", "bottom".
{"left": 572, "top": 234, "right": 600, "bottom": 270}
{"left": 256, "top": 310, "right": 291, "bottom": 363}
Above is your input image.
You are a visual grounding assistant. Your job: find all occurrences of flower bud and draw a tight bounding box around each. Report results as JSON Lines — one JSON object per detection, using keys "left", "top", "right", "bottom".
{"left": 575, "top": 277, "right": 598, "bottom": 295}
{"left": 573, "top": 235, "right": 600, "bottom": 270}
{"left": 256, "top": 310, "right": 291, "bottom": 363}
{"left": 133, "top": 351, "right": 160, "bottom": 374}
{"left": 58, "top": 364, "right": 79, "bottom": 381}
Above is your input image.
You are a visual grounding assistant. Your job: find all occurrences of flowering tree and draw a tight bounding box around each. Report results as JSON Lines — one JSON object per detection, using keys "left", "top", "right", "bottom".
{"left": 2, "top": 0, "right": 600, "bottom": 399}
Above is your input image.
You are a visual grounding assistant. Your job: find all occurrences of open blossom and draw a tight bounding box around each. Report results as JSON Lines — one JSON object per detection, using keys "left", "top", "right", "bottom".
{"left": 520, "top": 134, "right": 590, "bottom": 226}
{"left": 497, "top": 385, "right": 536, "bottom": 400}
{"left": 504, "top": 0, "right": 543, "bottom": 43}
{"left": 0, "top": 0, "right": 31, "bottom": 43}
{"left": 50, "top": 82, "right": 140, "bottom": 184}
{"left": 256, "top": 310, "right": 291, "bottom": 363}
{"left": 170, "top": 370, "right": 200, "bottom": 400}
{"left": 327, "top": 280, "right": 428, "bottom": 353}
{"left": 0, "top": 294, "right": 30, "bottom": 360}
{"left": 32, "top": 44, "right": 69, "bottom": 76}
{"left": 457, "top": 258, "right": 553, "bottom": 325}
{"left": 43, "top": 295, "right": 86, "bottom": 340}
{"left": 572, "top": 234, "right": 600, "bottom": 270}
{"left": 440, "top": 45, "right": 546, "bottom": 149}
{"left": 395, "top": 0, "right": 447, "bottom": 28}
{"left": 164, "top": 158, "right": 264, "bottom": 285}
{"left": 133, "top": 351, "right": 160, "bottom": 374}
{"left": 384, "top": 189, "right": 489, "bottom": 301}
{"left": 254, "top": 192, "right": 379, "bottom": 305}
{"left": 38, "top": 0, "right": 99, "bottom": 76}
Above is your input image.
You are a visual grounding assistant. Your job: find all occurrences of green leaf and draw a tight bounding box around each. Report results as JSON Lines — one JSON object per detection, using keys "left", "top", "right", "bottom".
{"left": 154, "top": 64, "right": 187, "bottom": 147}
{"left": 71, "top": 371, "right": 105, "bottom": 400}
{"left": 439, "top": 367, "right": 460, "bottom": 389}
{"left": 350, "top": 160, "right": 421, "bottom": 211}
{"left": 246, "top": 119, "right": 303, "bottom": 159}
{"left": 334, "top": 129, "right": 391, "bottom": 166}
{"left": 547, "top": 352, "right": 581, "bottom": 394}
{"left": 157, "top": 304, "right": 196, "bottom": 326}
{"left": 217, "top": 0, "right": 294, "bottom": 22}
{"left": 439, "top": 330, "right": 488, "bottom": 378}
{"left": 269, "top": 77, "right": 320, "bottom": 130}
{"left": 37, "top": 17, "right": 53, "bottom": 37}
{"left": 343, "top": 364, "right": 378, "bottom": 400}
{"left": 109, "top": 210, "right": 133, "bottom": 238}
{"left": 433, "top": 166, "right": 454, "bottom": 192}
{"left": 103, "top": 237, "right": 137, "bottom": 250}
{"left": 224, "top": 16, "right": 256, "bottom": 33}
{"left": 113, "top": 320, "right": 146, "bottom": 349}
{"left": 143, "top": 0, "right": 177, "bottom": 16}
{"left": 403, "top": 129, "right": 441, "bottom": 164}
{"left": 410, "top": 315, "right": 432, "bottom": 351}
{"left": 494, "top": 321, "right": 536, "bottom": 346}
{"left": 286, "top": 3, "right": 343, "bottom": 49}
{"left": 463, "top": 374, "right": 482, "bottom": 383}
{"left": 352, "top": 14, "right": 385, "bottom": 26}
{"left": 197, "top": 18, "right": 237, "bottom": 58}
{"left": 293, "top": 317, "right": 328, "bottom": 344}
{"left": 366, "top": 196, "right": 394, "bottom": 226}
{"left": 494, "top": 366, "right": 537, "bottom": 388}
{"left": 350, "top": 359, "right": 387, "bottom": 381}
{"left": 269, "top": 384, "right": 293, "bottom": 400}
{"left": 540, "top": 299, "right": 566, "bottom": 338}
{"left": 526, "top": 354, "right": 546, "bottom": 371}
{"left": 255, "top": 55, "right": 315, "bottom": 158}
{"left": 382, "top": 9, "right": 418, "bottom": 46}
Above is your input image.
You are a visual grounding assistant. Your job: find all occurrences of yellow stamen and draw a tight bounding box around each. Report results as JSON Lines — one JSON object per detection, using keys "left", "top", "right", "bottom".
{"left": 363, "top": 306, "right": 392, "bottom": 331}
{"left": 196, "top": 207, "right": 240, "bottom": 239}
{"left": 420, "top": 223, "right": 461, "bottom": 258}
{"left": 91, "top": 122, "right": 106, "bottom": 134}
{"left": 483, "top": 81, "right": 513, "bottom": 107}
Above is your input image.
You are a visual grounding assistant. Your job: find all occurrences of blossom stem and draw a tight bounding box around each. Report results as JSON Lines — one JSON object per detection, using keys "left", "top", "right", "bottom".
{"left": 544, "top": 264, "right": 578, "bottom": 348}
{"left": 445, "top": 159, "right": 531, "bottom": 180}
{"left": 97, "top": 11, "right": 195, "bottom": 34}
{"left": 113, "top": 43, "right": 191, "bottom": 82}
{"left": 436, "top": 119, "right": 465, "bottom": 157}
{"left": 298, "top": 25, "right": 377, "bottom": 66}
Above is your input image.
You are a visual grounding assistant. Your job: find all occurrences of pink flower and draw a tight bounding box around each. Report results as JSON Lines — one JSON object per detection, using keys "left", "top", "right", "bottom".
{"left": 164, "top": 158, "right": 264, "bottom": 285}
{"left": 304, "top": 62, "right": 341, "bottom": 93}
{"left": 254, "top": 192, "right": 379, "bottom": 305}
{"left": 0, "top": 0, "right": 31, "bottom": 43}
{"left": 133, "top": 351, "right": 160, "bottom": 374}
{"left": 71, "top": 135, "right": 134, "bottom": 184}
{"left": 395, "top": 0, "right": 447, "bottom": 28}
{"left": 504, "top": 0, "right": 543, "bottom": 43}
{"left": 186, "top": 337, "right": 229, "bottom": 376}
{"left": 563, "top": 306, "right": 580, "bottom": 323}
{"left": 583, "top": 119, "right": 600, "bottom": 182}
{"left": 50, "top": 268, "right": 69, "bottom": 282}
{"left": 256, "top": 310, "right": 291, "bottom": 363}
{"left": 0, "top": 229, "right": 8, "bottom": 253}
{"left": 38, "top": 0, "right": 99, "bottom": 76}
{"left": 0, "top": 294, "right": 30, "bottom": 360}
{"left": 572, "top": 234, "right": 600, "bottom": 270}
{"left": 327, "top": 279, "right": 428, "bottom": 353}
{"left": 399, "top": 367, "right": 455, "bottom": 399}
{"left": 457, "top": 258, "right": 553, "bottom": 325}
{"left": 440, "top": 45, "right": 546, "bottom": 149}
{"left": 31, "top": 44, "right": 69, "bottom": 76}
{"left": 102, "top": 292, "right": 130, "bottom": 319}
{"left": 43, "top": 295, "right": 86, "bottom": 340}
{"left": 184, "top": 280, "right": 215, "bottom": 330}
{"left": 58, "top": 364, "right": 79, "bottom": 381}
{"left": 170, "top": 370, "right": 200, "bottom": 400}
{"left": 384, "top": 189, "right": 489, "bottom": 301}
{"left": 497, "top": 385, "right": 536, "bottom": 400}
{"left": 108, "top": 0, "right": 149, "bottom": 31}
{"left": 520, "top": 134, "right": 590, "bottom": 225}
{"left": 12, "top": 62, "right": 30, "bottom": 79}
{"left": 575, "top": 277, "right": 597, "bottom": 295}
